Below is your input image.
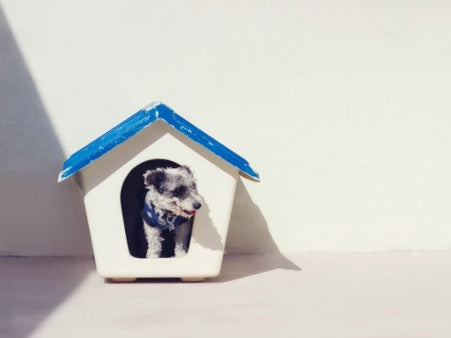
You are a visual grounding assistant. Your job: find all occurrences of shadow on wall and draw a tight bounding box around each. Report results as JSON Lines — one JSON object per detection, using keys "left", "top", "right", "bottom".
{"left": 219, "top": 178, "right": 300, "bottom": 282}
{"left": 0, "top": 6, "right": 91, "bottom": 256}
{"left": 0, "top": 6, "right": 93, "bottom": 337}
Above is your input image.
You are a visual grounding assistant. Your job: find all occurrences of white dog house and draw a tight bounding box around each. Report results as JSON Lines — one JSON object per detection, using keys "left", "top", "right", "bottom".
{"left": 58, "top": 102, "right": 259, "bottom": 282}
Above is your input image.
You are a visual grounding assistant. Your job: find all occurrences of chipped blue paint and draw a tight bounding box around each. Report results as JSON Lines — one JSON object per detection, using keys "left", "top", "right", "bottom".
{"left": 58, "top": 102, "right": 259, "bottom": 182}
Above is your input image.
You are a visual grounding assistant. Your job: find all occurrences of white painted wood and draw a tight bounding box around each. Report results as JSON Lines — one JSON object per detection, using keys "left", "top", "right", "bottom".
{"left": 80, "top": 121, "right": 238, "bottom": 279}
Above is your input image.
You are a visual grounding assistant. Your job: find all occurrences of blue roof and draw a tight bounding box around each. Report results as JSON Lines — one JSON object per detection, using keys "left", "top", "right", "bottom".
{"left": 58, "top": 102, "right": 259, "bottom": 182}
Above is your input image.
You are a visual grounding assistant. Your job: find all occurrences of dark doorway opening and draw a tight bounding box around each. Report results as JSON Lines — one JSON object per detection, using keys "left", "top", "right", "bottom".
{"left": 120, "top": 159, "right": 194, "bottom": 258}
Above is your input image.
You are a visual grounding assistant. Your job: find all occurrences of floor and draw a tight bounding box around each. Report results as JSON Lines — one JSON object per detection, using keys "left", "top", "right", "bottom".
{"left": 1, "top": 252, "right": 451, "bottom": 338}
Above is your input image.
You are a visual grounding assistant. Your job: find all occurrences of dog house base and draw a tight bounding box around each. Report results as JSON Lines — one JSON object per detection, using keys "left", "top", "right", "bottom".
{"left": 109, "top": 277, "right": 138, "bottom": 283}
{"left": 180, "top": 277, "right": 206, "bottom": 282}
{"left": 108, "top": 276, "right": 206, "bottom": 283}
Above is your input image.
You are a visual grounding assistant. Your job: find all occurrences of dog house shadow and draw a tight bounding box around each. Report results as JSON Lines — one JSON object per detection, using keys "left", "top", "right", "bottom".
{"left": 209, "top": 179, "right": 301, "bottom": 283}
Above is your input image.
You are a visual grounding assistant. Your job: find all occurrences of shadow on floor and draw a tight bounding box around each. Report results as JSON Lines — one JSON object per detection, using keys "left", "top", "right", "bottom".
{"left": 211, "top": 253, "right": 301, "bottom": 283}
{"left": 0, "top": 258, "right": 95, "bottom": 338}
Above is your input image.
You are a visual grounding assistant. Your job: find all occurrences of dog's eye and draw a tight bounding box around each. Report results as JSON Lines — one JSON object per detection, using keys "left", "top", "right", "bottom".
{"left": 172, "top": 186, "right": 187, "bottom": 197}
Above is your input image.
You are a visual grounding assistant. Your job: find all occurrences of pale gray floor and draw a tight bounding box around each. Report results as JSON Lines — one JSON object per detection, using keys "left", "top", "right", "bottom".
{"left": 1, "top": 252, "right": 451, "bottom": 338}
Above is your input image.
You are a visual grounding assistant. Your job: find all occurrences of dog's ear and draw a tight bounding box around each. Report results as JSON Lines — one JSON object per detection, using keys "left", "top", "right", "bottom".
{"left": 143, "top": 169, "right": 166, "bottom": 193}
{"left": 180, "top": 165, "right": 192, "bottom": 175}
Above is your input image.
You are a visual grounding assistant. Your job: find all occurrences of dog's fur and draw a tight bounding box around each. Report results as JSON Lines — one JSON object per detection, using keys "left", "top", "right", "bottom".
{"left": 142, "top": 165, "right": 201, "bottom": 258}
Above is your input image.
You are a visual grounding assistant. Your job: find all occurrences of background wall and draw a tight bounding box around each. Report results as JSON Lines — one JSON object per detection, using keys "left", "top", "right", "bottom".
{"left": 1, "top": 0, "right": 450, "bottom": 256}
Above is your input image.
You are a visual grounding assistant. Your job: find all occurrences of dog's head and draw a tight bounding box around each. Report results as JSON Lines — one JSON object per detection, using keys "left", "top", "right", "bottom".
{"left": 143, "top": 165, "right": 202, "bottom": 218}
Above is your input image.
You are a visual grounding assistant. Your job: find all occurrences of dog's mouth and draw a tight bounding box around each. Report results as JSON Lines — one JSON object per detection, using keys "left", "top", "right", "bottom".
{"left": 172, "top": 203, "right": 196, "bottom": 218}
{"left": 183, "top": 209, "right": 196, "bottom": 217}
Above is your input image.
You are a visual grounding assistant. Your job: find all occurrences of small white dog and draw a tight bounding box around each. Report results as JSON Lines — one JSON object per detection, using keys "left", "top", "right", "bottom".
{"left": 142, "top": 165, "right": 202, "bottom": 258}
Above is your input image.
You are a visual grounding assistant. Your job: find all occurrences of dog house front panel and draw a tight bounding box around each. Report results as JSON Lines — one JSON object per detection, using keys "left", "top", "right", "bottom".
{"left": 80, "top": 122, "right": 239, "bottom": 278}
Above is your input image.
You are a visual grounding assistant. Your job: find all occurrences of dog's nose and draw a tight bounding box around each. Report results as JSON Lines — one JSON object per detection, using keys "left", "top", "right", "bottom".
{"left": 193, "top": 202, "right": 202, "bottom": 210}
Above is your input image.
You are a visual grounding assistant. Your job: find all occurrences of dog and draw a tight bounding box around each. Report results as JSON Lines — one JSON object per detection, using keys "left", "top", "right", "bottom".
{"left": 142, "top": 165, "right": 202, "bottom": 258}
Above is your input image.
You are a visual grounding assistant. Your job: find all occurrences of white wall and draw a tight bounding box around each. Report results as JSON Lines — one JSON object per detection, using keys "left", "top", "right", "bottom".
{"left": 1, "top": 0, "right": 450, "bottom": 255}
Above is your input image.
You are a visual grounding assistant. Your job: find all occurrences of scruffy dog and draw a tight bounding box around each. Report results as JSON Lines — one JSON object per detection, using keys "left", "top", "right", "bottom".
{"left": 142, "top": 166, "right": 202, "bottom": 258}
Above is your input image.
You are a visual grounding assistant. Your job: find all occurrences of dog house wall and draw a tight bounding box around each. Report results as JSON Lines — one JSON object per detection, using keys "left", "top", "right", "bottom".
{"left": 79, "top": 121, "right": 239, "bottom": 278}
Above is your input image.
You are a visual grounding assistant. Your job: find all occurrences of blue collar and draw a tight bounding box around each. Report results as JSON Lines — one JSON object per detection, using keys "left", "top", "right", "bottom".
{"left": 141, "top": 203, "right": 187, "bottom": 231}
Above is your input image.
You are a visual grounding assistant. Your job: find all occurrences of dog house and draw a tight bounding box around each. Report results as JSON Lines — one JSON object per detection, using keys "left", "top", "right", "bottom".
{"left": 58, "top": 102, "right": 259, "bottom": 282}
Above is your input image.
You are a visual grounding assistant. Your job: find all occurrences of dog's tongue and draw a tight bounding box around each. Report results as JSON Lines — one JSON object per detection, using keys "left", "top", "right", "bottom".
{"left": 185, "top": 210, "right": 196, "bottom": 216}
